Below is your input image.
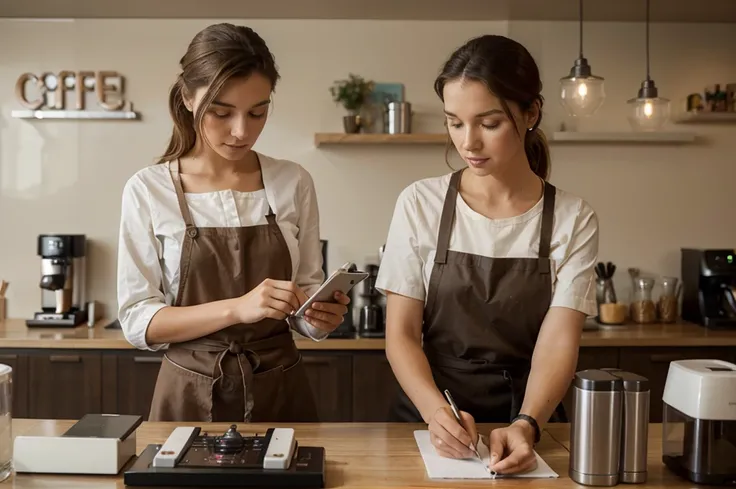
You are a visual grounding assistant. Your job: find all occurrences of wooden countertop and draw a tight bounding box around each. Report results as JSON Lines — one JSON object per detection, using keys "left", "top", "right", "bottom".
{"left": 0, "top": 317, "right": 735, "bottom": 350}
{"left": 5, "top": 419, "right": 704, "bottom": 488}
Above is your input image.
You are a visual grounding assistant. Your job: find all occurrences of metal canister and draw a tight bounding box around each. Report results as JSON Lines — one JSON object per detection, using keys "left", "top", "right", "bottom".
{"left": 603, "top": 369, "right": 650, "bottom": 483}
{"left": 569, "top": 369, "right": 623, "bottom": 487}
{"left": 386, "top": 102, "right": 411, "bottom": 134}
{"left": 0, "top": 364, "right": 12, "bottom": 482}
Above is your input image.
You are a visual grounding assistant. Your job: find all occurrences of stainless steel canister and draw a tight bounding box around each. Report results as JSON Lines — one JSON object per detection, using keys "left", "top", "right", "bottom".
{"left": 602, "top": 369, "right": 650, "bottom": 483}
{"left": 386, "top": 102, "right": 411, "bottom": 134}
{"left": 0, "top": 363, "right": 12, "bottom": 482}
{"left": 569, "top": 369, "right": 623, "bottom": 487}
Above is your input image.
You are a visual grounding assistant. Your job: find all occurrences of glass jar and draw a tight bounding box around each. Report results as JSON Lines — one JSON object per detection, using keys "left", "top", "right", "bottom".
{"left": 658, "top": 276, "right": 679, "bottom": 323}
{"left": 631, "top": 277, "right": 657, "bottom": 324}
{"left": 0, "top": 363, "right": 11, "bottom": 482}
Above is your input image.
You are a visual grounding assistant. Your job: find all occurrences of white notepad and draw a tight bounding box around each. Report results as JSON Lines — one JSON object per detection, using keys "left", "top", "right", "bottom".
{"left": 414, "top": 430, "right": 559, "bottom": 479}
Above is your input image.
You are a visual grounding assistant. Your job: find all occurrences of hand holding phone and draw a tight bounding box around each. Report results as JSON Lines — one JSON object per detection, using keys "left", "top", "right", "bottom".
{"left": 292, "top": 263, "right": 369, "bottom": 318}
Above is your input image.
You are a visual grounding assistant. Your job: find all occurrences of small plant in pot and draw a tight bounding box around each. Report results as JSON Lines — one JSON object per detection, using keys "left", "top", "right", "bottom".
{"left": 329, "top": 73, "right": 374, "bottom": 133}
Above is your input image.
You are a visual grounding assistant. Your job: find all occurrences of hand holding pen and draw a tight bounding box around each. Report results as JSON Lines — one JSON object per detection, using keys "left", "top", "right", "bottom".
{"left": 427, "top": 389, "right": 479, "bottom": 460}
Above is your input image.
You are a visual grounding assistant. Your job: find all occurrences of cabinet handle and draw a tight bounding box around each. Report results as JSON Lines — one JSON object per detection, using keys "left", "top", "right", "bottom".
{"left": 0, "top": 355, "right": 17, "bottom": 361}
{"left": 650, "top": 354, "right": 687, "bottom": 363}
{"left": 49, "top": 355, "right": 81, "bottom": 363}
{"left": 134, "top": 356, "right": 163, "bottom": 364}
{"left": 302, "top": 357, "right": 332, "bottom": 366}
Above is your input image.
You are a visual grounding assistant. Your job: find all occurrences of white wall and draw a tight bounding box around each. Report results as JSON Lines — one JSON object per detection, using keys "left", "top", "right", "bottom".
{"left": 0, "top": 18, "right": 734, "bottom": 319}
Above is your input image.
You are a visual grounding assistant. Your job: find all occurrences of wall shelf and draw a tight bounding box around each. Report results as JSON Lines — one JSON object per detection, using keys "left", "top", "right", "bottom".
{"left": 315, "top": 131, "right": 698, "bottom": 147}
{"left": 549, "top": 131, "right": 697, "bottom": 144}
{"left": 11, "top": 110, "right": 140, "bottom": 120}
{"left": 314, "top": 133, "right": 447, "bottom": 146}
{"left": 671, "top": 112, "right": 736, "bottom": 124}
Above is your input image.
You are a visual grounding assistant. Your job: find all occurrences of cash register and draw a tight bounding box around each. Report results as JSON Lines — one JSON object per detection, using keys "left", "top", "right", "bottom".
{"left": 123, "top": 424, "right": 325, "bottom": 487}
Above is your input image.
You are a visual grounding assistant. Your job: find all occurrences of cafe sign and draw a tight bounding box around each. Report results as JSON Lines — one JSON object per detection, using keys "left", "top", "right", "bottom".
{"left": 12, "top": 70, "right": 139, "bottom": 120}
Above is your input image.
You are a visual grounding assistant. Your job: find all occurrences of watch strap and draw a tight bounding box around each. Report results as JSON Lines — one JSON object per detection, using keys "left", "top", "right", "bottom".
{"left": 512, "top": 414, "right": 541, "bottom": 444}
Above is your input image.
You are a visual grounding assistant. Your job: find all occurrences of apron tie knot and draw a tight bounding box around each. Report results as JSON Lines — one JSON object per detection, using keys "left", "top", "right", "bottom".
{"left": 228, "top": 341, "right": 243, "bottom": 354}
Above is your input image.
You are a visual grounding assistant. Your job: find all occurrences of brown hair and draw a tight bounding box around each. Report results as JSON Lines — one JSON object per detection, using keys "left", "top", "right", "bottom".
{"left": 157, "top": 23, "right": 280, "bottom": 164}
{"left": 434, "top": 34, "right": 550, "bottom": 180}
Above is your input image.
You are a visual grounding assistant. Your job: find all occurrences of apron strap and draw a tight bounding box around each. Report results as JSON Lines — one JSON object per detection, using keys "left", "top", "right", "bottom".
{"left": 168, "top": 159, "right": 196, "bottom": 228}
{"left": 537, "top": 181, "right": 556, "bottom": 274}
{"left": 434, "top": 170, "right": 463, "bottom": 265}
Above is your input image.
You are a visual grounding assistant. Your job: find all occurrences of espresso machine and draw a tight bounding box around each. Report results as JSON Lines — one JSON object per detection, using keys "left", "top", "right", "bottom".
{"left": 26, "top": 234, "right": 88, "bottom": 328}
{"left": 681, "top": 248, "right": 736, "bottom": 329}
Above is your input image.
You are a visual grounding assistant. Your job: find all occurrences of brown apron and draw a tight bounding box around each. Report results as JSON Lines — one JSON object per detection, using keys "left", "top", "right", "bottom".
{"left": 148, "top": 159, "right": 319, "bottom": 423}
{"left": 390, "top": 169, "right": 567, "bottom": 423}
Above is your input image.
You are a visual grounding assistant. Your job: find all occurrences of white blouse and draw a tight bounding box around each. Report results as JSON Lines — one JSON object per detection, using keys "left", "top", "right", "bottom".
{"left": 117, "top": 152, "right": 327, "bottom": 351}
{"left": 375, "top": 172, "right": 599, "bottom": 316}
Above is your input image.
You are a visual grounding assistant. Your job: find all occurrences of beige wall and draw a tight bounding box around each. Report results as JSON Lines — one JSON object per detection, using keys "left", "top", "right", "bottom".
{"left": 0, "top": 18, "right": 734, "bottom": 319}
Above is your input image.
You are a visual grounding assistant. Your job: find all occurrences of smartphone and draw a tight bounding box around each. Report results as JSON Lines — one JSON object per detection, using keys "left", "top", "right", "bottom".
{"left": 293, "top": 262, "right": 369, "bottom": 318}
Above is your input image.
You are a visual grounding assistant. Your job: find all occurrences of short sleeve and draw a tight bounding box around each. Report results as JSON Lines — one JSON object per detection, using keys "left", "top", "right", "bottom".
{"left": 375, "top": 184, "right": 426, "bottom": 302}
{"left": 550, "top": 200, "right": 599, "bottom": 316}
{"left": 116, "top": 174, "right": 168, "bottom": 351}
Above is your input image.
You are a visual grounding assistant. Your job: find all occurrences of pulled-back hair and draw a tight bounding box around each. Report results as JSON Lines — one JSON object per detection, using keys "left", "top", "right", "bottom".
{"left": 434, "top": 34, "right": 550, "bottom": 179}
{"left": 157, "top": 23, "right": 280, "bottom": 164}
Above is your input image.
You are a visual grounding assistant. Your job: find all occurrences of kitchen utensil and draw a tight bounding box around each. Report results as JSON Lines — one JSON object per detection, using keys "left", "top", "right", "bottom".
{"left": 595, "top": 261, "right": 618, "bottom": 304}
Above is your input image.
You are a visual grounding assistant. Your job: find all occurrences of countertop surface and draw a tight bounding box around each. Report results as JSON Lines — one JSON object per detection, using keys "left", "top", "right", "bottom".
{"left": 5, "top": 418, "right": 706, "bottom": 488}
{"left": 0, "top": 317, "right": 735, "bottom": 350}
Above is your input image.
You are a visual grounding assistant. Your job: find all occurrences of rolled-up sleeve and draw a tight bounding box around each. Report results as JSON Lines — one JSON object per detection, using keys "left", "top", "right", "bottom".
{"left": 550, "top": 200, "right": 599, "bottom": 316}
{"left": 117, "top": 174, "right": 168, "bottom": 351}
{"left": 287, "top": 166, "right": 330, "bottom": 341}
{"left": 376, "top": 184, "right": 426, "bottom": 301}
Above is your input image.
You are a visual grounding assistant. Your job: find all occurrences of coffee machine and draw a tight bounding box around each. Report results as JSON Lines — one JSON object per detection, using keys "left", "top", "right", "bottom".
{"left": 26, "top": 234, "right": 88, "bottom": 328}
{"left": 681, "top": 248, "right": 736, "bottom": 329}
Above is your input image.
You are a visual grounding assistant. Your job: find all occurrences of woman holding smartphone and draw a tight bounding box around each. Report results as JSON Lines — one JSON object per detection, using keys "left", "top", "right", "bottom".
{"left": 116, "top": 23, "right": 349, "bottom": 423}
{"left": 376, "top": 34, "right": 599, "bottom": 474}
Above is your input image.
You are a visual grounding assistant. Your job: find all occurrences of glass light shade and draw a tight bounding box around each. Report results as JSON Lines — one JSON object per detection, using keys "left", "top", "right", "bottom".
{"left": 560, "top": 75, "right": 606, "bottom": 117}
{"left": 627, "top": 96, "right": 670, "bottom": 132}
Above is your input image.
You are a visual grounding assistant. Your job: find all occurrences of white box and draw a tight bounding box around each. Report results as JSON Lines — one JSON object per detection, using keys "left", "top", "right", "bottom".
{"left": 13, "top": 414, "right": 141, "bottom": 475}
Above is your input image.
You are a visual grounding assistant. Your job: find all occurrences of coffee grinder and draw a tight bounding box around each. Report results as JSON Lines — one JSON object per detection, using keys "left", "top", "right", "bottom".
{"left": 681, "top": 248, "right": 736, "bottom": 329}
{"left": 26, "top": 234, "right": 88, "bottom": 328}
{"left": 358, "top": 264, "right": 385, "bottom": 338}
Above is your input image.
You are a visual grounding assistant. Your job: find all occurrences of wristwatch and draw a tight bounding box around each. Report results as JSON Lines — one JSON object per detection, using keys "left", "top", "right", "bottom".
{"left": 512, "top": 414, "right": 541, "bottom": 444}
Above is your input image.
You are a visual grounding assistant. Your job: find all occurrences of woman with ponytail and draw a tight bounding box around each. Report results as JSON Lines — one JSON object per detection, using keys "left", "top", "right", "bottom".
{"left": 376, "top": 35, "right": 599, "bottom": 474}
{"left": 117, "top": 23, "right": 349, "bottom": 423}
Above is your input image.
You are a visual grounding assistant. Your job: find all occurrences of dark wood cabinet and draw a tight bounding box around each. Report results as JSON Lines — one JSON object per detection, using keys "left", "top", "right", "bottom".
{"left": 0, "top": 353, "right": 29, "bottom": 418}
{"left": 301, "top": 352, "right": 352, "bottom": 422}
{"left": 103, "top": 351, "right": 164, "bottom": 421}
{"left": 27, "top": 352, "right": 101, "bottom": 419}
{"left": 0, "top": 345, "right": 733, "bottom": 422}
{"left": 352, "top": 353, "right": 400, "bottom": 421}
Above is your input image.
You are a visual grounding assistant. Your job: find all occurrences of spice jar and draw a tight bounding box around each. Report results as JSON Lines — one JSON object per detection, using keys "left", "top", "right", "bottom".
{"left": 631, "top": 277, "right": 657, "bottom": 324}
{"left": 657, "top": 276, "right": 679, "bottom": 323}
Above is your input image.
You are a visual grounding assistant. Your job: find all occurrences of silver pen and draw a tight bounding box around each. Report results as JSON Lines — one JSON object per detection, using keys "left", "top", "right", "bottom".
{"left": 443, "top": 389, "right": 492, "bottom": 474}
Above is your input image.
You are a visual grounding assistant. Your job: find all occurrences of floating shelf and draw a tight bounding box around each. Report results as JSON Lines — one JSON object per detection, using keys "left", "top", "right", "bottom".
{"left": 314, "top": 133, "right": 447, "bottom": 146}
{"left": 11, "top": 109, "right": 140, "bottom": 120}
{"left": 549, "top": 131, "right": 697, "bottom": 144}
{"left": 314, "top": 131, "right": 698, "bottom": 147}
{"left": 671, "top": 112, "right": 736, "bottom": 124}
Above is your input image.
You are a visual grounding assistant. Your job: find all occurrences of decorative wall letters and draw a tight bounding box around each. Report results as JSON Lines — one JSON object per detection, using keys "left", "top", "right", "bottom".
{"left": 13, "top": 70, "right": 139, "bottom": 120}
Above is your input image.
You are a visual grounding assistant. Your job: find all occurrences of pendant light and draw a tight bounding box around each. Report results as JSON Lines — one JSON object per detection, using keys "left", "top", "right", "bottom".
{"left": 560, "top": 0, "right": 605, "bottom": 117}
{"left": 627, "top": 0, "right": 670, "bottom": 131}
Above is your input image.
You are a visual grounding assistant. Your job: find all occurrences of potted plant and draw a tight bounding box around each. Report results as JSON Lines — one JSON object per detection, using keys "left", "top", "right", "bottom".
{"left": 329, "top": 73, "right": 374, "bottom": 133}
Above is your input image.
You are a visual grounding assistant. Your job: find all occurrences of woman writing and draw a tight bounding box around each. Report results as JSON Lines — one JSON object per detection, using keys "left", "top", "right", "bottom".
{"left": 117, "top": 23, "right": 349, "bottom": 423}
{"left": 376, "top": 35, "right": 599, "bottom": 474}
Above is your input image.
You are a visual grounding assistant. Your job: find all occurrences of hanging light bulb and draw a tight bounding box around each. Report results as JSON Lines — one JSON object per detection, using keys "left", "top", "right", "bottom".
{"left": 627, "top": 0, "right": 670, "bottom": 131}
{"left": 560, "top": 0, "right": 605, "bottom": 117}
